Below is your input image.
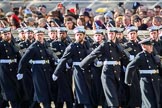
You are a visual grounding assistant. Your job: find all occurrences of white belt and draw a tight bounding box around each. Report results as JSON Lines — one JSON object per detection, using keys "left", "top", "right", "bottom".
{"left": 0, "top": 59, "right": 17, "bottom": 63}
{"left": 139, "top": 70, "right": 159, "bottom": 74}
{"left": 32, "top": 60, "right": 50, "bottom": 64}
{"left": 73, "top": 62, "right": 80, "bottom": 66}
{"left": 103, "top": 61, "right": 121, "bottom": 65}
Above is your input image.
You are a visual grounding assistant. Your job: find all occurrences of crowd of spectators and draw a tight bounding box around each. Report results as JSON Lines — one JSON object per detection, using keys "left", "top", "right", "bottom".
{"left": 0, "top": 2, "right": 162, "bottom": 31}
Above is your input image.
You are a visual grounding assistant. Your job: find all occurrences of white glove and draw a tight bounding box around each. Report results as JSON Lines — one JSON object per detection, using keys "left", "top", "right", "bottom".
{"left": 52, "top": 74, "right": 58, "bottom": 81}
{"left": 127, "top": 83, "right": 132, "bottom": 86}
{"left": 66, "top": 63, "right": 71, "bottom": 69}
{"left": 55, "top": 59, "right": 60, "bottom": 65}
{"left": 29, "top": 59, "right": 33, "bottom": 64}
{"left": 129, "top": 55, "right": 134, "bottom": 61}
{"left": 125, "top": 81, "right": 132, "bottom": 86}
{"left": 94, "top": 61, "right": 103, "bottom": 67}
{"left": 16, "top": 73, "right": 23, "bottom": 80}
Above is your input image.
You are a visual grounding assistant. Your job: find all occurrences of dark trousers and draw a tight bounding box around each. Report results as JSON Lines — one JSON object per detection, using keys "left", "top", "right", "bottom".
{"left": 108, "top": 106, "right": 118, "bottom": 108}
{"left": 0, "top": 99, "right": 9, "bottom": 108}
{"left": 74, "top": 103, "right": 93, "bottom": 108}
{"left": 103, "top": 101, "right": 119, "bottom": 108}
{"left": 55, "top": 102, "right": 73, "bottom": 108}
{"left": 10, "top": 101, "right": 21, "bottom": 108}
{"left": 40, "top": 102, "right": 51, "bottom": 108}
{"left": 30, "top": 101, "right": 41, "bottom": 108}
{"left": 41, "top": 102, "right": 51, "bottom": 108}
{"left": 93, "top": 100, "right": 108, "bottom": 108}
{"left": 20, "top": 100, "right": 30, "bottom": 108}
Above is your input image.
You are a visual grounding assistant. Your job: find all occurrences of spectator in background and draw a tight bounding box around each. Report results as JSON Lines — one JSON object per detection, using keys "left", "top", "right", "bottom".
{"left": 93, "top": 15, "right": 106, "bottom": 29}
{"left": 64, "top": 17, "right": 75, "bottom": 30}
{"left": 154, "top": 5, "right": 161, "bottom": 16}
{"left": 56, "top": 3, "right": 66, "bottom": 23}
{"left": 117, "top": 2, "right": 125, "bottom": 14}
{"left": 23, "top": 8, "right": 33, "bottom": 20}
{"left": 132, "top": 2, "right": 141, "bottom": 14}
{"left": 76, "top": 17, "right": 86, "bottom": 27}
{"left": 46, "top": 11, "right": 59, "bottom": 27}
{"left": 125, "top": 9, "right": 133, "bottom": 17}
{"left": 31, "top": 13, "right": 39, "bottom": 23}
{"left": 6, "top": 11, "right": 20, "bottom": 29}
{"left": 113, "top": 10, "right": 124, "bottom": 19}
{"left": 12, "top": 7, "right": 20, "bottom": 16}
{"left": 37, "top": 18, "right": 48, "bottom": 29}
{"left": 136, "top": 5, "right": 148, "bottom": 19}
{"left": 48, "top": 20, "right": 59, "bottom": 27}
{"left": 18, "top": 15, "right": 25, "bottom": 26}
{"left": 131, "top": 15, "right": 148, "bottom": 30}
{"left": 138, "top": 11, "right": 147, "bottom": 19}
{"left": 64, "top": 10, "right": 77, "bottom": 25}
{"left": 122, "top": 15, "right": 133, "bottom": 28}
{"left": 24, "top": 17, "right": 35, "bottom": 27}
{"left": 57, "top": 4, "right": 66, "bottom": 15}
{"left": 147, "top": 9, "right": 155, "bottom": 19}
{"left": 38, "top": 5, "right": 47, "bottom": 18}
{"left": 51, "top": 10, "right": 63, "bottom": 26}
{"left": 160, "top": 9, "right": 162, "bottom": 17}
{"left": 80, "top": 12, "right": 93, "bottom": 29}
{"left": 142, "top": 17, "right": 152, "bottom": 27}
{"left": 152, "top": 16, "right": 162, "bottom": 26}
{"left": 136, "top": 5, "right": 148, "bottom": 14}
{"left": 6, "top": 12, "right": 14, "bottom": 24}
{"left": 115, "top": 16, "right": 123, "bottom": 28}
{"left": 104, "top": 11, "right": 115, "bottom": 27}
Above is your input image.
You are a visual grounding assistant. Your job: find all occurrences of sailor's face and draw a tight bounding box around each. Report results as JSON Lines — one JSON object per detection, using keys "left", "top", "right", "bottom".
{"left": 2, "top": 32, "right": 11, "bottom": 42}
{"left": 75, "top": 33, "right": 85, "bottom": 43}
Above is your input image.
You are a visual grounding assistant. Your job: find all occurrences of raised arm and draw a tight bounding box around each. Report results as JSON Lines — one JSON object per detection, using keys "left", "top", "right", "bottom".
{"left": 80, "top": 42, "right": 105, "bottom": 69}
{"left": 53, "top": 43, "right": 74, "bottom": 77}
{"left": 17, "top": 47, "right": 34, "bottom": 74}
{"left": 125, "top": 54, "right": 141, "bottom": 86}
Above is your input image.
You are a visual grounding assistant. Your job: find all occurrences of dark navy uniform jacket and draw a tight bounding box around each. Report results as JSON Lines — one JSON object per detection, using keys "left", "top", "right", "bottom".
{"left": 18, "top": 39, "right": 35, "bottom": 101}
{"left": 117, "top": 37, "right": 128, "bottom": 44}
{"left": 153, "top": 40, "right": 162, "bottom": 55}
{"left": 152, "top": 40, "right": 162, "bottom": 107}
{"left": 46, "top": 38, "right": 56, "bottom": 47}
{"left": 90, "top": 42, "right": 105, "bottom": 106}
{"left": 18, "top": 39, "right": 35, "bottom": 55}
{"left": 51, "top": 39, "right": 73, "bottom": 103}
{"left": 80, "top": 40, "right": 128, "bottom": 107}
{"left": 19, "top": 39, "right": 35, "bottom": 49}
{"left": 125, "top": 51, "right": 161, "bottom": 108}
{"left": 18, "top": 41, "right": 57, "bottom": 103}
{"left": 0, "top": 40, "right": 22, "bottom": 101}
{"left": 125, "top": 41, "right": 141, "bottom": 53}
{"left": 51, "top": 39, "right": 71, "bottom": 58}
{"left": 53, "top": 41, "right": 92, "bottom": 104}
{"left": 122, "top": 40, "right": 142, "bottom": 107}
